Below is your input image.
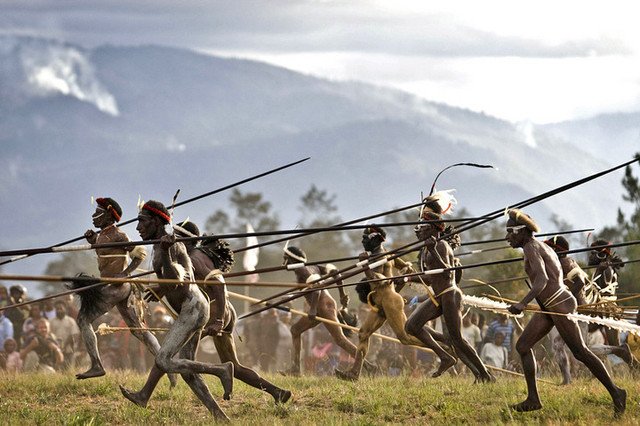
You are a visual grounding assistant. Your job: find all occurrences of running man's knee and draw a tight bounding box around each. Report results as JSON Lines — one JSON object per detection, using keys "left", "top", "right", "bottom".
{"left": 404, "top": 317, "right": 421, "bottom": 337}
{"left": 569, "top": 345, "right": 591, "bottom": 363}
{"left": 155, "top": 352, "right": 173, "bottom": 371}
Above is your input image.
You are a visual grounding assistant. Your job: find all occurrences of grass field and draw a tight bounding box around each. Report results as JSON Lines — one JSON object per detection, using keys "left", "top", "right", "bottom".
{"left": 1, "top": 370, "right": 639, "bottom": 424}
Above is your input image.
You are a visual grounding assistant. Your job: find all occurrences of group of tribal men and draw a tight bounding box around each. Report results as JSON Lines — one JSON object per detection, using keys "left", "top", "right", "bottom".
{"left": 71, "top": 193, "right": 627, "bottom": 420}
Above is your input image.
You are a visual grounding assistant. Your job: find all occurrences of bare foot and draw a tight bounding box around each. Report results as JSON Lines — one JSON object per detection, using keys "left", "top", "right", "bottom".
{"left": 613, "top": 388, "right": 626, "bottom": 418}
{"left": 76, "top": 366, "right": 106, "bottom": 380}
{"left": 221, "top": 361, "right": 234, "bottom": 401}
{"left": 511, "top": 399, "right": 542, "bottom": 412}
{"left": 119, "top": 385, "right": 148, "bottom": 408}
{"left": 335, "top": 368, "right": 359, "bottom": 382}
{"left": 431, "top": 356, "right": 457, "bottom": 378}
{"left": 273, "top": 389, "right": 292, "bottom": 404}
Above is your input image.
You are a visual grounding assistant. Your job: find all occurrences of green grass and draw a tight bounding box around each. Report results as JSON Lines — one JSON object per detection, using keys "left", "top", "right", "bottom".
{"left": 0, "top": 371, "right": 639, "bottom": 424}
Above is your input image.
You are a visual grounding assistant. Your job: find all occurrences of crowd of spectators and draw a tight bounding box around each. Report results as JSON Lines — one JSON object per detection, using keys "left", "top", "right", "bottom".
{"left": 0, "top": 283, "right": 634, "bottom": 379}
{"left": 1, "top": 285, "right": 78, "bottom": 373}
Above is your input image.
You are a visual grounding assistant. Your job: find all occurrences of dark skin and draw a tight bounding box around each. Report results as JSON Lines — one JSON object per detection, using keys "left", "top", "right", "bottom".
{"left": 588, "top": 249, "right": 620, "bottom": 345}
{"left": 505, "top": 219, "right": 626, "bottom": 416}
{"left": 282, "top": 254, "right": 367, "bottom": 376}
{"left": 124, "top": 234, "right": 291, "bottom": 404}
{"left": 335, "top": 233, "right": 425, "bottom": 381}
{"left": 76, "top": 206, "right": 155, "bottom": 381}
{"left": 404, "top": 223, "right": 492, "bottom": 381}
{"left": 119, "top": 210, "right": 233, "bottom": 421}
{"left": 552, "top": 249, "right": 635, "bottom": 368}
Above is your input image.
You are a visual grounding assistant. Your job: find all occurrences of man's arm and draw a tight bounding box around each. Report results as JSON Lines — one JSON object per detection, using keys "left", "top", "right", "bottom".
{"left": 509, "top": 247, "right": 548, "bottom": 315}
{"left": 427, "top": 238, "right": 454, "bottom": 272}
{"left": 322, "top": 264, "right": 348, "bottom": 308}
{"left": 204, "top": 276, "right": 226, "bottom": 335}
{"left": 159, "top": 236, "right": 191, "bottom": 281}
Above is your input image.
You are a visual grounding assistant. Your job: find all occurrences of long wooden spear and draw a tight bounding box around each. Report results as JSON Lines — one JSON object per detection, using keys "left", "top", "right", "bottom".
{"left": 459, "top": 258, "right": 640, "bottom": 292}
{"left": 234, "top": 163, "right": 491, "bottom": 255}
{"left": 0, "top": 157, "right": 310, "bottom": 266}
{"left": 241, "top": 157, "right": 640, "bottom": 319}
{"left": 229, "top": 290, "right": 555, "bottom": 383}
{"left": 0, "top": 217, "right": 474, "bottom": 258}
{"left": 221, "top": 228, "right": 594, "bottom": 278}
{"left": 0, "top": 271, "right": 153, "bottom": 313}
{"left": 0, "top": 273, "right": 306, "bottom": 313}
{"left": 460, "top": 228, "right": 594, "bottom": 247}
{"left": 301, "top": 241, "right": 640, "bottom": 299}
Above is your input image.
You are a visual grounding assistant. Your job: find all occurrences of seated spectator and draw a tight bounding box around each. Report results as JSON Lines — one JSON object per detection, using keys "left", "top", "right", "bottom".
{"left": 480, "top": 331, "right": 508, "bottom": 369}
{"left": 0, "top": 310, "right": 14, "bottom": 349}
{"left": 49, "top": 301, "right": 80, "bottom": 369}
{"left": 22, "top": 304, "right": 44, "bottom": 342}
{"left": 20, "top": 318, "right": 64, "bottom": 373}
{"left": 484, "top": 314, "right": 515, "bottom": 355}
{"left": 1, "top": 338, "right": 23, "bottom": 372}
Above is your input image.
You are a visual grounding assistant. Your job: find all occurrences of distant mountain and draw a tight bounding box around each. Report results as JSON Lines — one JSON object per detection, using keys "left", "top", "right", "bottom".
{"left": 0, "top": 35, "right": 634, "bottom": 281}
{"left": 542, "top": 112, "right": 640, "bottom": 163}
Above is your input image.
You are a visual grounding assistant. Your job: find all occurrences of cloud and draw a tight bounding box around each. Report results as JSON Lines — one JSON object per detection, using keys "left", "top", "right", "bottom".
{"left": 0, "top": 1, "right": 631, "bottom": 58}
{"left": 0, "top": 35, "right": 119, "bottom": 115}
{"left": 2, "top": 1, "right": 639, "bottom": 122}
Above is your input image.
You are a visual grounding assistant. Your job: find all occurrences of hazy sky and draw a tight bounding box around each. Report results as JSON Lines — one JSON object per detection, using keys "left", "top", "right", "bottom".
{"left": 2, "top": 1, "right": 640, "bottom": 123}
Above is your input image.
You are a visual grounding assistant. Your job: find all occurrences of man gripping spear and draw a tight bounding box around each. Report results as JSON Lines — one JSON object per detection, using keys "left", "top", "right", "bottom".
{"left": 505, "top": 209, "right": 626, "bottom": 416}
{"left": 280, "top": 244, "right": 375, "bottom": 376}
{"left": 405, "top": 192, "right": 494, "bottom": 382}
{"left": 122, "top": 219, "right": 292, "bottom": 405}
{"left": 120, "top": 201, "right": 233, "bottom": 421}
{"left": 335, "top": 225, "right": 428, "bottom": 381}
{"left": 72, "top": 197, "right": 171, "bottom": 382}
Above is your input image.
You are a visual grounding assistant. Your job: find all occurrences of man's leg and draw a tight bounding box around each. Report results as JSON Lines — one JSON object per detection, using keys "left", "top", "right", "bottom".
{"left": 555, "top": 316, "right": 626, "bottom": 416}
{"left": 550, "top": 327, "right": 572, "bottom": 385}
{"left": 120, "top": 327, "right": 233, "bottom": 419}
{"left": 286, "top": 315, "right": 319, "bottom": 375}
{"left": 76, "top": 306, "right": 109, "bottom": 379}
{"left": 401, "top": 293, "right": 457, "bottom": 377}
{"left": 318, "top": 305, "right": 358, "bottom": 357}
{"left": 336, "top": 311, "right": 385, "bottom": 381}
{"left": 440, "top": 293, "right": 492, "bottom": 382}
{"left": 214, "top": 333, "right": 291, "bottom": 403}
{"left": 115, "top": 301, "right": 178, "bottom": 388}
{"left": 511, "top": 313, "right": 554, "bottom": 412}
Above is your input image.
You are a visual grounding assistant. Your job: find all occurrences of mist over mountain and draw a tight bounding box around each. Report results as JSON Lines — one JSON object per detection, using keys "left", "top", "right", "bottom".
{"left": 542, "top": 112, "right": 640, "bottom": 163}
{"left": 1, "top": 35, "right": 635, "bottom": 282}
